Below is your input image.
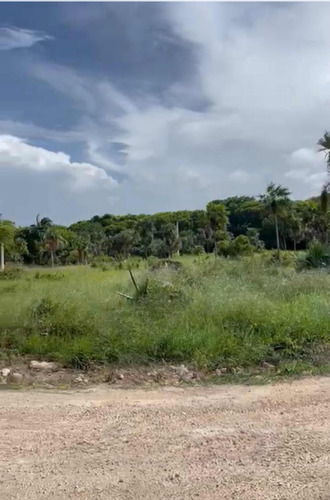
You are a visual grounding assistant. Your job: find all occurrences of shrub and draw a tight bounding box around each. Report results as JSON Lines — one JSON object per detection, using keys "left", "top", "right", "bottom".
{"left": 299, "top": 243, "right": 330, "bottom": 269}
{"left": 261, "top": 250, "right": 297, "bottom": 268}
{"left": 192, "top": 245, "right": 205, "bottom": 255}
{"left": 218, "top": 235, "right": 254, "bottom": 257}
{"left": 32, "top": 297, "right": 59, "bottom": 320}
{"left": 90, "top": 256, "right": 115, "bottom": 268}
{"left": 228, "top": 235, "right": 254, "bottom": 257}
{"left": 150, "top": 259, "right": 183, "bottom": 272}
{"left": 0, "top": 268, "right": 25, "bottom": 280}
{"left": 34, "top": 271, "right": 65, "bottom": 281}
{"left": 30, "top": 297, "right": 97, "bottom": 338}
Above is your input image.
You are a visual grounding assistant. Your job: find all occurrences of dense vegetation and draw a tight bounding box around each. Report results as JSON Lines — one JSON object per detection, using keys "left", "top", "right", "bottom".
{"left": 1, "top": 133, "right": 330, "bottom": 377}
{"left": 1, "top": 182, "right": 330, "bottom": 268}
{"left": 1, "top": 256, "right": 330, "bottom": 378}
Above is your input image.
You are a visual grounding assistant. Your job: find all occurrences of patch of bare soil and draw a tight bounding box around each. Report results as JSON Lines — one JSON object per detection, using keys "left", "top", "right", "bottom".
{"left": 1, "top": 377, "right": 330, "bottom": 499}
{"left": 0, "top": 360, "right": 206, "bottom": 388}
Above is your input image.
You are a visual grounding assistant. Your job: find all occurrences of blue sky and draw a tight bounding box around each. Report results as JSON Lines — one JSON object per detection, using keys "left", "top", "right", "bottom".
{"left": 0, "top": 2, "right": 329, "bottom": 225}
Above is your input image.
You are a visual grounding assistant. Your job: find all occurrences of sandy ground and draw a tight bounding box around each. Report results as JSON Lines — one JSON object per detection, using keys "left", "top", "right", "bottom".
{"left": 1, "top": 378, "right": 330, "bottom": 499}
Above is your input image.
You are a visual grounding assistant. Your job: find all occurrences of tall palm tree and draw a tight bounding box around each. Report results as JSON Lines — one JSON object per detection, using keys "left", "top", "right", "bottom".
{"left": 318, "top": 131, "right": 330, "bottom": 172}
{"left": 43, "top": 227, "right": 66, "bottom": 267}
{"left": 320, "top": 184, "right": 330, "bottom": 245}
{"left": 206, "top": 202, "right": 228, "bottom": 256}
{"left": 0, "top": 218, "right": 16, "bottom": 270}
{"left": 260, "top": 183, "right": 291, "bottom": 254}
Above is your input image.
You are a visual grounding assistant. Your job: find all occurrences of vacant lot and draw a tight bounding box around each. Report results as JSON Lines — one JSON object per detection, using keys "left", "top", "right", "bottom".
{"left": 1, "top": 377, "right": 330, "bottom": 499}
{"left": 1, "top": 256, "right": 330, "bottom": 376}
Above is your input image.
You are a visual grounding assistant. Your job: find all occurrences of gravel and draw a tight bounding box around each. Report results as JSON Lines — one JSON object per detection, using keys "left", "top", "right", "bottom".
{"left": 1, "top": 377, "right": 330, "bottom": 499}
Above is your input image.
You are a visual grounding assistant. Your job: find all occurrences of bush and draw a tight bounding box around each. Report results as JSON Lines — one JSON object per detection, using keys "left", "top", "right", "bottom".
{"left": 260, "top": 250, "right": 297, "bottom": 268}
{"left": 34, "top": 271, "right": 65, "bottom": 281}
{"left": 150, "top": 259, "right": 183, "bottom": 272}
{"left": 218, "top": 235, "right": 254, "bottom": 257}
{"left": 228, "top": 235, "right": 254, "bottom": 257}
{"left": 90, "top": 256, "right": 141, "bottom": 271}
{"left": 299, "top": 243, "right": 330, "bottom": 269}
{"left": 192, "top": 245, "right": 205, "bottom": 255}
{"left": 0, "top": 268, "right": 25, "bottom": 280}
{"left": 32, "top": 297, "right": 59, "bottom": 319}
{"left": 90, "top": 256, "right": 115, "bottom": 268}
{"left": 30, "top": 297, "right": 96, "bottom": 338}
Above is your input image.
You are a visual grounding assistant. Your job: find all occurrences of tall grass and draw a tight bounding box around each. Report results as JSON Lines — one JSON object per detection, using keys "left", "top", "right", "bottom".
{"left": 1, "top": 256, "right": 330, "bottom": 371}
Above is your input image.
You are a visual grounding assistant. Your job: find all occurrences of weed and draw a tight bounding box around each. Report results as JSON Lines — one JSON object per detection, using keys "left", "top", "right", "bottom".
{"left": 1, "top": 257, "right": 330, "bottom": 374}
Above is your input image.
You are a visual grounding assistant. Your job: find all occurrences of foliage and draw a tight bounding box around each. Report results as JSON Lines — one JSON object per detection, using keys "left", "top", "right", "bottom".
{"left": 2, "top": 258, "right": 330, "bottom": 374}
{"left": 0, "top": 267, "right": 25, "bottom": 280}
{"left": 228, "top": 235, "right": 254, "bottom": 256}
{"left": 299, "top": 243, "right": 330, "bottom": 269}
{"left": 318, "top": 131, "right": 330, "bottom": 172}
{"left": 33, "top": 271, "right": 65, "bottom": 281}
{"left": 4, "top": 180, "right": 330, "bottom": 266}
{"left": 0, "top": 219, "right": 16, "bottom": 249}
{"left": 260, "top": 183, "right": 291, "bottom": 253}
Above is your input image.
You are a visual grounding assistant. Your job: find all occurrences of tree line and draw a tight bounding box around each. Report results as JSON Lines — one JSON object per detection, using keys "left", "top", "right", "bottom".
{"left": 0, "top": 183, "right": 329, "bottom": 268}
{"left": 1, "top": 130, "right": 330, "bottom": 268}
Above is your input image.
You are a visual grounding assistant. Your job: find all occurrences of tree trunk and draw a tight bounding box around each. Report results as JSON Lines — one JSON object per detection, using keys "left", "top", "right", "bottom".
{"left": 0, "top": 243, "right": 4, "bottom": 271}
{"left": 274, "top": 214, "right": 280, "bottom": 254}
{"left": 293, "top": 239, "right": 297, "bottom": 251}
{"left": 50, "top": 249, "right": 54, "bottom": 268}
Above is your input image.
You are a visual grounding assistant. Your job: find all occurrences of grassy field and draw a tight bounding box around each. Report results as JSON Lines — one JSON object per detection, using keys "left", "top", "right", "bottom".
{"left": 1, "top": 255, "right": 330, "bottom": 376}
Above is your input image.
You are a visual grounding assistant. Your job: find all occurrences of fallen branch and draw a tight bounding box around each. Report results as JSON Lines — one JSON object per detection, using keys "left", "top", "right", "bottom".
{"left": 116, "top": 270, "right": 148, "bottom": 301}
{"left": 116, "top": 291, "right": 134, "bottom": 300}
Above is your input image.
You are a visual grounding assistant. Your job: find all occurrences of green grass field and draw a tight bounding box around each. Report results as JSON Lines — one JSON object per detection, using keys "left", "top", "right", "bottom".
{"left": 1, "top": 255, "right": 330, "bottom": 376}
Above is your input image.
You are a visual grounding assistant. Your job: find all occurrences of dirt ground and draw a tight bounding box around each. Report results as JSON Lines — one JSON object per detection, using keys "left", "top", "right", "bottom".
{"left": 1, "top": 377, "right": 330, "bottom": 500}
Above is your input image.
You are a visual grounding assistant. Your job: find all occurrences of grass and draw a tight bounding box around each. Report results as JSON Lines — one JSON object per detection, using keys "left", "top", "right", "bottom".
{"left": 1, "top": 254, "right": 330, "bottom": 376}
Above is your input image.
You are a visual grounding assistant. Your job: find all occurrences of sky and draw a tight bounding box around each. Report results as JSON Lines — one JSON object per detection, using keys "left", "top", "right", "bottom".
{"left": 0, "top": 2, "right": 329, "bottom": 226}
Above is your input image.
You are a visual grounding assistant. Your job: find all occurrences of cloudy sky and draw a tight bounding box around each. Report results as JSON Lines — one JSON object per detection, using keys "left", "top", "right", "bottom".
{"left": 0, "top": 2, "right": 329, "bottom": 225}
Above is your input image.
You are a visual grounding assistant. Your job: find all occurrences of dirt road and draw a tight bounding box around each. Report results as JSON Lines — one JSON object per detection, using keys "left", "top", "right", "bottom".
{"left": 1, "top": 378, "right": 330, "bottom": 499}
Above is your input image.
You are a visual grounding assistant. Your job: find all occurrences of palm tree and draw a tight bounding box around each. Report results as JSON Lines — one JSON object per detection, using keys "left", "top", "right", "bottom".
{"left": 318, "top": 131, "right": 330, "bottom": 172}
{"left": 0, "top": 218, "right": 16, "bottom": 270}
{"left": 43, "top": 227, "right": 66, "bottom": 267}
{"left": 206, "top": 202, "right": 228, "bottom": 256}
{"left": 285, "top": 211, "right": 303, "bottom": 251}
{"left": 319, "top": 184, "right": 330, "bottom": 245}
{"left": 260, "top": 183, "right": 291, "bottom": 254}
{"left": 74, "top": 234, "right": 90, "bottom": 264}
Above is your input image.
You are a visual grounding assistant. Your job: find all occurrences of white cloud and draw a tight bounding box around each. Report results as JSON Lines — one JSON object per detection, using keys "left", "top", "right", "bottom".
{"left": 285, "top": 148, "right": 327, "bottom": 193}
{"left": 0, "top": 26, "right": 52, "bottom": 50}
{"left": 0, "top": 120, "right": 83, "bottom": 143}
{"left": 229, "top": 170, "right": 254, "bottom": 184}
{"left": 0, "top": 135, "right": 118, "bottom": 192}
{"left": 12, "top": 3, "right": 330, "bottom": 222}
{"left": 167, "top": 3, "right": 330, "bottom": 151}
{"left": 289, "top": 148, "right": 324, "bottom": 168}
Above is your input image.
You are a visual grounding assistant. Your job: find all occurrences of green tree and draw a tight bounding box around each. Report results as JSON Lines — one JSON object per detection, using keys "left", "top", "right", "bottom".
{"left": 260, "top": 183, "right": 291, "bottom": 254}
{"left": 318, "top": 131, "right": 330, "bottom": 172}
{"left": 138, "top": 218, "right": 155, "bottom": 259}
{"left": 162, "top": 223, "right": 181, "bottom": 258}
{"left": 206, "top": 202, "right": 228, "bottom": 256}
{"left": 246, "top": 228, "right": 265, "bottom": 251}
{"left": 112, "top": 229, "right": 136, "bottom": 258}
{"left": 0, "top": 218, "right": 16, "bottom": 270}
{"left": 284, "top": 210, "right": 304, "bottom": 251}
{"left": 43, "top": 227, "right": 66, "bottom": 267}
